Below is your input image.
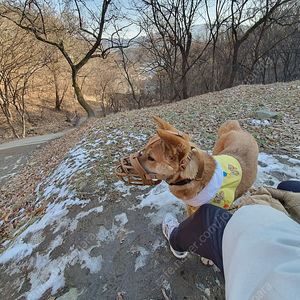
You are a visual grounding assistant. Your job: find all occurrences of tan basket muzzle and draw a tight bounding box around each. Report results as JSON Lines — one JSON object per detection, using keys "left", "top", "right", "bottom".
{"left": 114, "top": 152, "right": 162, "bottom": 186}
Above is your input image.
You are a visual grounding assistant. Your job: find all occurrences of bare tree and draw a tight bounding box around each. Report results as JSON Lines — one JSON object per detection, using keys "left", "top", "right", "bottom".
{"left": 257, "top": 2, "right": 300, "bottom": 83}
{"left": 204, "top": 0, "right": 231, "bottom": 91}
{"left": 224, "top": 0, "right": 297, "bottom": 87}
{"left": 90, "top": 56, "right": 125, "bottom": 115}
{"left": 0, "top": 0, "right": 131, "bottom": 117}
{"left": 115, "top": 40, "right": 153, "bottom": 109}
{"left": 0, "top": 23, "right": 48, "bottom": 138}
{"left": 138, "top": 0, "right": 205, "bottom": 100}
{"left": 46, "top": 51, "right": 70, "bottom": 111}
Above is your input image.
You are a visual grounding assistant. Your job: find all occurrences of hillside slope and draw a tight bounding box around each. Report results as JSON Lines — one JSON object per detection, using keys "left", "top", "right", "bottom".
{"left": 0, "top": 82, "right": 299, "bottom": 300}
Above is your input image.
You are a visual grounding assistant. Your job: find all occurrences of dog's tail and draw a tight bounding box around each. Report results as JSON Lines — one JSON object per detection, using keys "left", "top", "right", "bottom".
{"left": 218, "top": 120, "right": 241, "bottom": 137}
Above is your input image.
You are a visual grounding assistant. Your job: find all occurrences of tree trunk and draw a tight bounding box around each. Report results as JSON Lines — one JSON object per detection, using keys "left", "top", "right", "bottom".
{"left": 55, "top": 89, "right": 61, "bottom": 111}
{"left": 72, "top": 69, "right": 95, "bottom": 118}
{"left": 182, "top": 76, "right": 188, "bottom": 99}
{"left": 181, "top": 57, "right": 189, "bottom": 99}
{"left": 228, "top": 42, "right": 240, "bottom": 88}
{"left": 0, "top": 105, "right": 20, "bottom": 138}
{"left": 53, "top": 70, "right": 61, "bottom": 111}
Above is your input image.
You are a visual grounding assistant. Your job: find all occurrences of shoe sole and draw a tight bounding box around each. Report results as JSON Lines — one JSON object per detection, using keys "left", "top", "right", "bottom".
{"left": 162, "top": 216, "right": 188, "bottom": 259}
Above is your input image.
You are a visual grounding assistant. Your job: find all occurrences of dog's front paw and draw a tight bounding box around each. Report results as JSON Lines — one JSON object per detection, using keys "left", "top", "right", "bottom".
{"left": 200, "top": 257, "right": 214, "bottom": 266}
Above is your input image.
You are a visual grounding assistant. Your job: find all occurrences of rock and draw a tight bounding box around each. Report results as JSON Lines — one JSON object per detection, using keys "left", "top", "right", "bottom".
{"left": 256, "top": 110, "right": 280, "bottom": 119}
{"left": 56, "top": 288, "right": 79, "bottom": 300}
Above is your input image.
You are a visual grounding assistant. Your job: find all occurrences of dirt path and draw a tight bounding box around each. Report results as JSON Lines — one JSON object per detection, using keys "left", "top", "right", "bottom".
{"left": 0, "top": 123, "right": 226, "bottom": 299}
{"left": 0, "top": 183, "right": 226, "bottom": 300}
{"left": 1, "top": 147, "right": 299, "bottom": 299}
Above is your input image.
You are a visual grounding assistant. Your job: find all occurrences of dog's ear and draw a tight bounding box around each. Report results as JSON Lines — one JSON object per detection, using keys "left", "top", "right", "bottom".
{"left": 152, "top": 115, "right": 178, "bottom": 132}
{"left": 152, "top": 115, "right": 192, "bottom": 142}
{"left": 156, "top": 129, "right": 190, "bottom": 162}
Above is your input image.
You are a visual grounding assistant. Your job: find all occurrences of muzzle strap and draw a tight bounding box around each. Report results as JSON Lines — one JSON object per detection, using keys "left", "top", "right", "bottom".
{"left": 114, "top": 152, "right": 163, "bottom": 186}
{"left": 130, "top": 153, "right": 162, "bottom": 184}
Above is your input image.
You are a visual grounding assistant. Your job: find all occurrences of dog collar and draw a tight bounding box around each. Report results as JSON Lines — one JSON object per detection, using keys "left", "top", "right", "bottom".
{"left": 167, "top": 148, "right": 196, "bottom": 185}
{"left": 168, "top": 178, "right": 193, "bottom": 186}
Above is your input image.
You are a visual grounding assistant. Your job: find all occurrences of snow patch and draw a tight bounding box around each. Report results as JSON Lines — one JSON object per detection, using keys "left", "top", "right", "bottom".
{"left": 251, "top": 119, "right": 270, "bottom": 125}
{"left": 130, "top": 246, "right": 150, "bottom": 272}
{"left": 134, "top": 181, "right": 185, "bottom": 225}
{"left": 75, "top": 206, "right": 104, "bottom": 220}
{"left": 97, "top": 213, "right": 132, "bottom": 245}
{"left": 136, "top": 182, "right": 182, "bottom": 210}
{"left": 255, "top": 153, "right": 300, "bottom": 188}
{"left": 115, "top": 212, "right": 128, "bottom": 226}
{"left": 0, "top": 242, "right": 34, "bottom": 264}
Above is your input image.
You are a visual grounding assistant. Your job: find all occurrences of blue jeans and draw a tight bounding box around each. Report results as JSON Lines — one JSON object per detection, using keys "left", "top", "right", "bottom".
{"left": 277, "top": 180, "right": 300, "bottom": 193}
{"left": 169, "top": 204, "right": 232, "bottom": 275}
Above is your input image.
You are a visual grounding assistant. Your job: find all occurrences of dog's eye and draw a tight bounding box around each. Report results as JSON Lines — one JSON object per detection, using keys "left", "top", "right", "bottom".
{"left": 148, "top": 155, "right": 155, "bottom": 162}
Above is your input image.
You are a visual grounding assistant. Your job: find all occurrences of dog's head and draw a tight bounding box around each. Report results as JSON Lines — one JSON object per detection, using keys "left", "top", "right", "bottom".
{"left": 114, "top": 116, "right": 192, "bottom": 185}
{"left": 138, "top": 116, "right": 192, "bottom": 179}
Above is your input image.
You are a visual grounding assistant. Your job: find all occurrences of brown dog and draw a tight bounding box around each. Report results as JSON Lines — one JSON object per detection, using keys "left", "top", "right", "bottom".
{"left": 137, "top": 116, "right": 259, "bottom": 216}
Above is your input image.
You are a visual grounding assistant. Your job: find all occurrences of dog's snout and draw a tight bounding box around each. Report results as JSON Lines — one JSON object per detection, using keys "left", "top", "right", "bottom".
{"left": 114, "top": 153, "right": 162, "bottom": 186}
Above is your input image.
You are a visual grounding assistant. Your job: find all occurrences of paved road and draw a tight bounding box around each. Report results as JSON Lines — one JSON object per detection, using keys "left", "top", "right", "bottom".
{"left": 0, "top": 118, "right": 87, "bottom": 189}
{"left": 0, "top": 130, "right": 74, "bottom": 189}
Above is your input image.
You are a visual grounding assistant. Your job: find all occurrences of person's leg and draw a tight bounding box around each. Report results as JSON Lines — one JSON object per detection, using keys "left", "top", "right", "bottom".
{"left": 277, "top": 180, "right": 300, "bottom": 193}
{"left": 168, "top": 204, "right": 232, "bottom": 274}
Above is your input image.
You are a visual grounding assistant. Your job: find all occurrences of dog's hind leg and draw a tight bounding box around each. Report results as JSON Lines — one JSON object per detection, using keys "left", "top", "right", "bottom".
{"left": 186, "top": 205, "right": 193, "bottom": 217}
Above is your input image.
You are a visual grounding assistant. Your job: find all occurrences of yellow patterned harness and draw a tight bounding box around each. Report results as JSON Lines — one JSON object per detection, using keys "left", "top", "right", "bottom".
{"left": 187, "top": 155, "right": 242, "bottom": 213}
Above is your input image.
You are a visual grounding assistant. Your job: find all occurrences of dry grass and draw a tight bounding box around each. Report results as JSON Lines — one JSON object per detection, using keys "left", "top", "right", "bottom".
{"left": 0, "top": 81, "right": 299, "bottom": 245}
